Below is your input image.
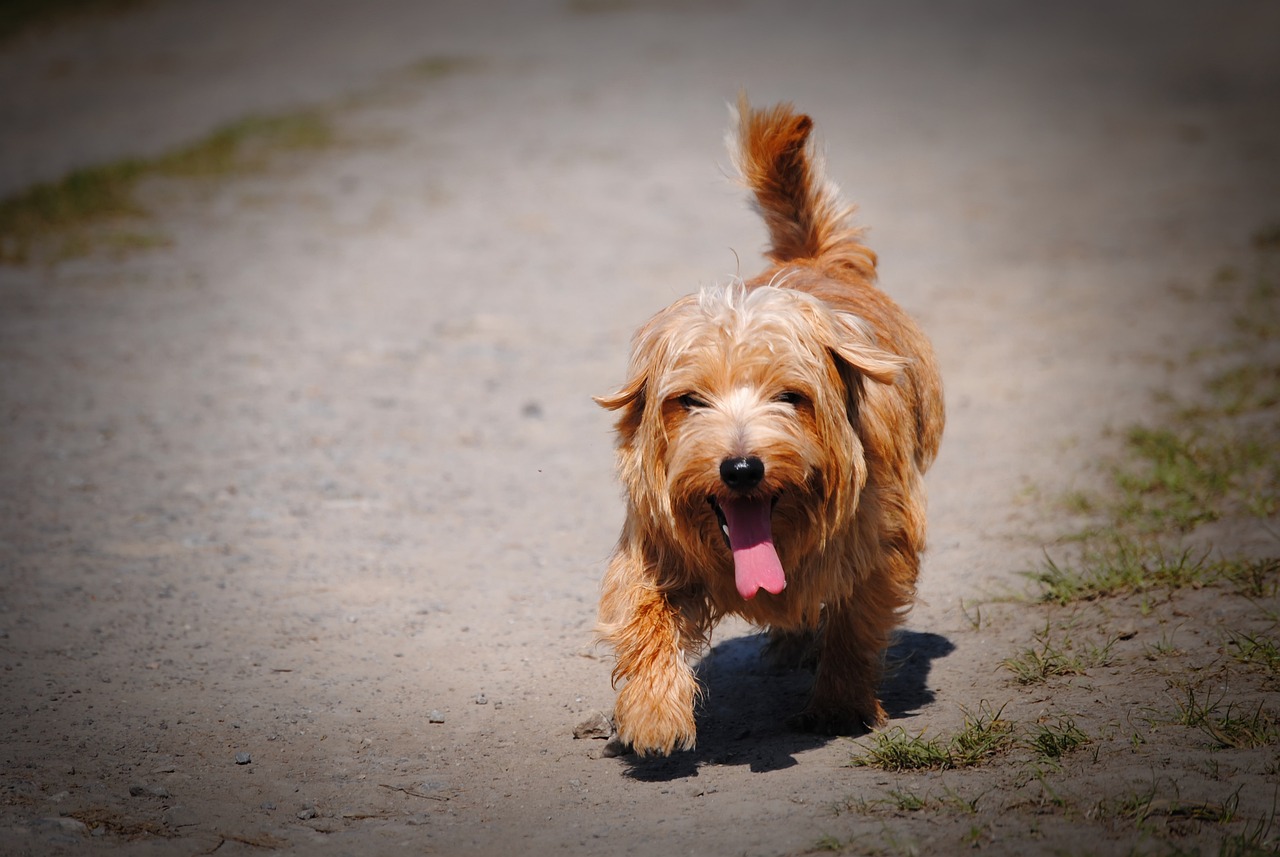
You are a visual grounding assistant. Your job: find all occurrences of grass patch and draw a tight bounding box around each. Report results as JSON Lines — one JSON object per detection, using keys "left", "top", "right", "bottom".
{"left": 1215, "top": 557, "right": 1280, "bottom": 600}
{"left": 1027, "top": 716, "right": 1090, "bottom": 762}
{"left": 1027, "top": 228, "right": 1280, "bottom": 603}
{"left": 1114, "top": 423, "right": 1279, "bottom": 530}
{"left": 1171, "top": 686, "right": 1280, "bottom": 750}
{"left": 1226, "top": 631, "right": 1280, "bottom": 676}
{"left": 1003, "top": 625, "right": 1116, "bottom": 685}
{"left": 885, "top": 788, "right": 927, "bottom": 812}
{"left": 0, "top": 109, "right": 334, "bottom": 264}
{"left": 154, "top": 111, "right": 333, "bottom": 177}
{"left": 1026, "top": 536, "right": 1211, "bottom": 605}
{"left": 850, "top": 703, "right": 1014, "bottom": 772}
{"left": 1115, "top": 232, "right": 1280, "bottom": 530}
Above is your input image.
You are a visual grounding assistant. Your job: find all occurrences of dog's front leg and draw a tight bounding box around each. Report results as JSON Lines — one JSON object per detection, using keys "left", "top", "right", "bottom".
{"left": 600, "top": 568, "right": 701, "bottom": 756}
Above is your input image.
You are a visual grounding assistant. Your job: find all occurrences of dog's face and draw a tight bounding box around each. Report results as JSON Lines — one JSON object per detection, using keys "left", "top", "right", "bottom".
{"left": 598, "top": 284, "right": 904, "bottom": 602}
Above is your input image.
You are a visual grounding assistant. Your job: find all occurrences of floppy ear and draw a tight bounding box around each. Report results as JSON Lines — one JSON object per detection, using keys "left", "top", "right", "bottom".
{"left": 829, "top": 310, "right": 908, "bottom": 386}
{"left": 594, "top": 368, "right": 648, "bottom": 444}
{"left": 593, "top": 373, "right": 645, "bottom": 412}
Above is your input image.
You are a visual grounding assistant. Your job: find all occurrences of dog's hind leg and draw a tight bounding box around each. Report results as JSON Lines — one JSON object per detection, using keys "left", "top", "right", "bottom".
{"left": 791, "top": 594, "right": 896, "bottom": 735}
{"left": 764, "top": 626, "right": 819, "bottom": 671}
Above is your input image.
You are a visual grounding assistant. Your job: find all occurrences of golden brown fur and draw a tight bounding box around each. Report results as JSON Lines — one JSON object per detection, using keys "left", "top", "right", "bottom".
{"left": 595, "top": 96, "right": 945, "bottom": 756}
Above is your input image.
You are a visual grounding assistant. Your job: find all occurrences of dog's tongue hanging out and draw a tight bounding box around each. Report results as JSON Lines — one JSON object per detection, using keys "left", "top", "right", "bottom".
{"left": 720, "top": 497, "right": 787, "bottom": 599}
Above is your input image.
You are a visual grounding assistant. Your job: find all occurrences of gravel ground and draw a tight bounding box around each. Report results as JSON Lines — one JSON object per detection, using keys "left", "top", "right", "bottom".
{"left": 1, "top": 2, "right": 1278, "bottom": 855}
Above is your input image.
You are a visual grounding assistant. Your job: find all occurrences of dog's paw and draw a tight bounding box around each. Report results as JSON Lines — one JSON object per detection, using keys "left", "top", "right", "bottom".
{"left": 789, "top": 699, "right": 886, "bottom": 736}
{"left": 614, "top": 680, "right": 697, "bottom": 757}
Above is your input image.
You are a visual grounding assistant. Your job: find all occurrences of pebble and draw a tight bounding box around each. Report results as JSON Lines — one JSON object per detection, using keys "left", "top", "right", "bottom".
{"left": 572, "top": 711, "right": 613, "bottom": 740}
{"left": 32, "top": 817, "right": 88, "bottom": 836}
{"left": 234, "top": 752, "right": 252, "bottom": 765}
{"left": 474, "top": 693, "right": 488, "bottom": 705}
{"left": 428, "top": 710, "right": 445, "bottom": 723}
{"left": 297, "top": 807, "right": 317, "bottom": 820}
{"left": 129, "top": 784, "right": 171, "bottom": 798}
{"left": 161, "top": 805, "right": 199, "bottom": 828}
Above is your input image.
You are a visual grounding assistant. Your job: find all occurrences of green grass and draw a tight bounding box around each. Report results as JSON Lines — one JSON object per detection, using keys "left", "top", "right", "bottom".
{"left": 999, "top": 232, "right": 1280, "bottom": 857}
{"left": 1114, "top": 423, "right": 1278, "bottom": 530}
{"left": 1144, "top": 629, "right": 1184, "bottom": 660}
{"left": 1026, "top": 229, "right": 1280, "bottom": 605}
{"left": 1002, "top": 625, "right": 1116, "bottom": 685}
{"left": 1027, "top": 716, "right": 1090, "bottom": 761}
{"left": 1027, "top": 540, "right": 1279, "bottom": 608}
{"left": 1112, "top": 234, "right": 1280, "bottom": 531}
{"left": 850, "top": 703, "right": 1014, "bottom": 772}
{"left": 1215, "top": 557, "right": 1280, "bottom": 600}
{"left": 154, "top": 111, "right": 334, "bottom": 177}
{"left": 0, "top": 110, "right": 335, "bottom": 264}
{"left": 1170, "top": 686, "right": 1280, "bottom": 750}
{"left": 1226, "top": 631, "right": 1280, "bottom": 676}
{"left": 810, "top": 833, "right": 844, "bottom": 852}
{"left": 1026, "top": 536, "right": 1211, "bottom": 605}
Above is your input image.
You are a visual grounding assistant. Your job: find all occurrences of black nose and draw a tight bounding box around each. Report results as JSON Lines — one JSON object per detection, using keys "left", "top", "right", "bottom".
{"left": 719, "top": 456, "right": 765, "bottom": 492}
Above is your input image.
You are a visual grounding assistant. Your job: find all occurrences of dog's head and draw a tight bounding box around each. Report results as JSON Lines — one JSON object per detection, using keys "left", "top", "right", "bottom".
{"left": 597, "top": 283, "right": 904, "bottom": 601}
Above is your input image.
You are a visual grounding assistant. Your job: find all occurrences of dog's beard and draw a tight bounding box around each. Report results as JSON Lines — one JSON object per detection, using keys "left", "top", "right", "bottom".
{"left": 711, "top": 495, "right": 786, "bottom": 599}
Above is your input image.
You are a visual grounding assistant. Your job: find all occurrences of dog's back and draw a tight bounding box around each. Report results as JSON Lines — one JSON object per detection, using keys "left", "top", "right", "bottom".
{"left": 730, "top": 96, "right": 944, "bottom": 471}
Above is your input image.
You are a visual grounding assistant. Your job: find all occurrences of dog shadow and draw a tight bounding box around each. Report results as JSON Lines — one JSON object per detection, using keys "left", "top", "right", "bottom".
{"left": 619, "top": 629, "right": 955, "bottom": 782}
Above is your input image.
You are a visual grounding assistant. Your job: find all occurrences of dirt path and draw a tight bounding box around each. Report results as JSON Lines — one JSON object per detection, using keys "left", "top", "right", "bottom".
{"left": 2, "top": 2, "right": 1279, "bottom": 855}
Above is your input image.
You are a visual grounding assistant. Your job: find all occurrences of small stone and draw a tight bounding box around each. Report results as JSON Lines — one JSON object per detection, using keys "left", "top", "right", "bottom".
{"left": 129, "top": 784, "right": 170, "bottom": 798}
{"left": 427, "top": 710, "right": 445, "bottom": 723}
{"left": 573, "top": 711, "right": 613, "bottom": 740}
{"left": 161, "top": 805, "right": 199, "bottom": 828}
{"left": 308, "top": 816, "right": 341, "bottom": 833}
{"left": 297, "top": 807, "right": 317, "bottom": 820}
{"left": 33, "top": 817, "right": 88, "bottom": 836}
{"left": 474, "top": 693, "right": 488, "bottom": 705}
{"left": 234, "top": 752, "right": 252, "bottom": 765}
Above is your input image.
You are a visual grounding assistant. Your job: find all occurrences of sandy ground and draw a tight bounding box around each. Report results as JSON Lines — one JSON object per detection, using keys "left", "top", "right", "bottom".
{"left": 2, "top": 1, "right": 1279, "bottom": 855}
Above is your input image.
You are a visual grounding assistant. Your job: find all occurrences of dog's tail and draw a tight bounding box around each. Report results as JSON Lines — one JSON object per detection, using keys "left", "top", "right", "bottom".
{"left": 729, "top": 94, "right": 875, "bottom": 277}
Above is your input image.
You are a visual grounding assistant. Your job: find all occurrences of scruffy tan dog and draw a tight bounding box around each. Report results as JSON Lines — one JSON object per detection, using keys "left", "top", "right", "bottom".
{"left": 595, "top": 97, "right": 944, "bottom": 756}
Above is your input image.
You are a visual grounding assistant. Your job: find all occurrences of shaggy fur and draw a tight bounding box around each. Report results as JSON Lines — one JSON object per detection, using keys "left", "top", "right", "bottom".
{"left": 595, "top": 96, "right": 945, "bottom": 756}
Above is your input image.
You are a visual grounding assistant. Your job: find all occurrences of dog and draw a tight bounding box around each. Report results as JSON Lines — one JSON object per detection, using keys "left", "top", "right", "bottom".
{"left": 594, "top": 96, "right": 944, "bottom": 756}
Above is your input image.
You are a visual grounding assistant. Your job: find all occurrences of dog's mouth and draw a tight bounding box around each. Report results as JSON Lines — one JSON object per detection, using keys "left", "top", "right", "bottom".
{"left": 708, "top": 495, "right": 786, "bottom": 601}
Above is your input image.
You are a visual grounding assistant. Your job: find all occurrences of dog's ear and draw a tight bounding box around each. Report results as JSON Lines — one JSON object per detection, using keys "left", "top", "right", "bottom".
{"left": 593, "top": 375, "right": 645, "bottom": 412}
{"left": 594, "top": 371, "right": 647, "bottom": 444}
{"left": 829, "top": 310, "right": 907, "bottom": 386}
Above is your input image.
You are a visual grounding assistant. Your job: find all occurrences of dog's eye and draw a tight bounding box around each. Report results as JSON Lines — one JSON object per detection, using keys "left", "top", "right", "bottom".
{"left": 677, "top": 393, "right": 708, "bottom": 410}
{"left": 774, "top": 391, "right": 806, "bottom": 407}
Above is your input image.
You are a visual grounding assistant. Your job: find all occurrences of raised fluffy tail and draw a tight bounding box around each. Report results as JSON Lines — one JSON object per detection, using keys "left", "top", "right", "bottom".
{"left": 729, "top": 94, "right": 875, "bottom": 277}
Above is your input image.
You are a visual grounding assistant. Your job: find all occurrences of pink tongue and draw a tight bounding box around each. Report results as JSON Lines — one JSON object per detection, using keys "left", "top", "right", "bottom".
{"left": 720, "top": 497, "right": 786, "bottom": 600}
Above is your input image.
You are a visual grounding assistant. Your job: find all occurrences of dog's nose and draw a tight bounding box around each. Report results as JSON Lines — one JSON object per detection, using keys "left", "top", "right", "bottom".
{"left": 719, "top": 456, "right": 765, "bottom": 492}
